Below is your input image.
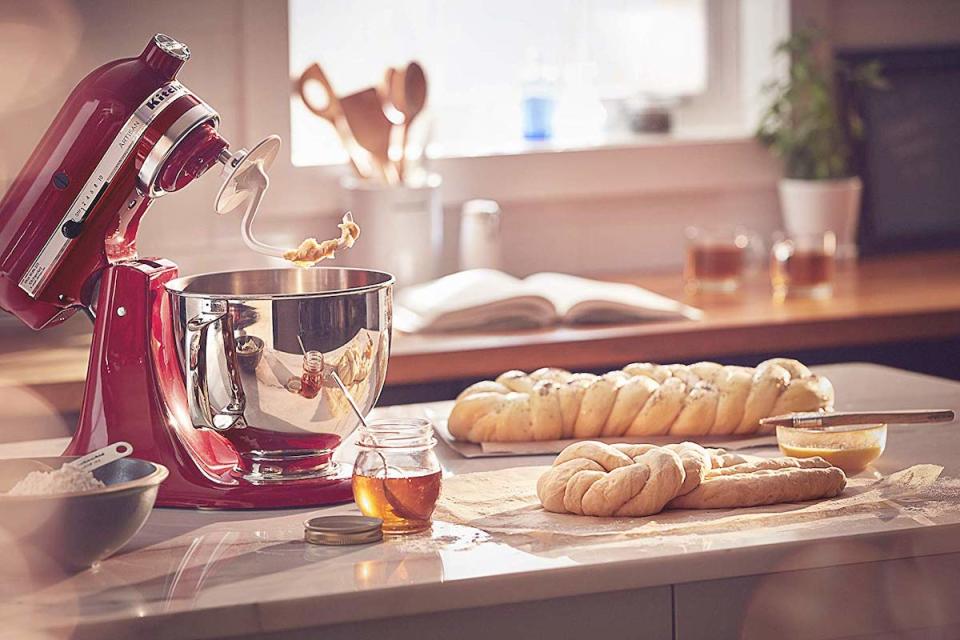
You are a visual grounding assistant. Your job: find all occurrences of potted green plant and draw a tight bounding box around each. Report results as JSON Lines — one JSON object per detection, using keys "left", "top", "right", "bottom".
{"left": 757, "top": 30, "right": 887, "bottom": 258}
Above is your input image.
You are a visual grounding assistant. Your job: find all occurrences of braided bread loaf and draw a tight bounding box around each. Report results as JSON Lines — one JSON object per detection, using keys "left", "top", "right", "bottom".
{"left": 448, "top": 358, "right": 833, "bottom": 442}
{"left": 537, "top": 441, "right": 846, "bottom": 517}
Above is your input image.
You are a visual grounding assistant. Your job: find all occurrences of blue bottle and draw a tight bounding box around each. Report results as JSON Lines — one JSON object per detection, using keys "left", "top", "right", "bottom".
{"left": 522, "top": 48, "right": 557, "bottom": 141}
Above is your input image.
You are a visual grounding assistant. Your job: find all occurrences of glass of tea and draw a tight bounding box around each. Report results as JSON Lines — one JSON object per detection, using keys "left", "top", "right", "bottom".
{"left": 684, "top": 226, "right": 755, "bottom": 293}
{"left": 352, "top": 418, "right": 442, "bottom": 534}
{"left": 770, "top": 231, "right": 837, "bottom": 299}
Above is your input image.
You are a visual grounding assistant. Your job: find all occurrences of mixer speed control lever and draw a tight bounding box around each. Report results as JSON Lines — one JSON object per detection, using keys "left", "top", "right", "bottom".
{"left": 61, "top": 220, "right": 84, "bottom": 239}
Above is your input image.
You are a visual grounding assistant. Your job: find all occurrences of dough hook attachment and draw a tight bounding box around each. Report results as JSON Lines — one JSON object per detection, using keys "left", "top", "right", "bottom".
{"left": 214, "top": 135, "right": 360, "bottom": 264}
{"left": 214, "top": 134, "right": 287, "bottom": 258}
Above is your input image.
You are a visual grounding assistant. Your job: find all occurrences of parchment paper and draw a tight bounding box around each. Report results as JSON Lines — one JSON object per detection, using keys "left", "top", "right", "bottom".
{"left": 432, "top": 419, "right": 776, "bottom": 458}
{"left": 435, "top": 464, "right": 955, "bottom": 546}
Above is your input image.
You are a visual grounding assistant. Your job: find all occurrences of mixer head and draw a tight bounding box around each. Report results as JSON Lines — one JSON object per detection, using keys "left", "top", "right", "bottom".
{"left": 215, "top": 135, "right": 282, "bottom": 215}
{"left": 0, "top": 34, "right": 282, "bottom": 329}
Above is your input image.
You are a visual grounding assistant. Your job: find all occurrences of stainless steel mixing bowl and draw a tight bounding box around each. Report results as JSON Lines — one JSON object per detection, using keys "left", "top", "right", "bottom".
{"left": 165, "top": 268, "right": 394, "bottom": 483}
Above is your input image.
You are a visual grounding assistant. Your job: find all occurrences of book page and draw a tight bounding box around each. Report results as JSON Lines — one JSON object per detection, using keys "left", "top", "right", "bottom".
{"left": 394, "top": 269, "right": 557, "bottom": 332}
{"left": 523, "top": 272, "right": 702, "bottom": 322}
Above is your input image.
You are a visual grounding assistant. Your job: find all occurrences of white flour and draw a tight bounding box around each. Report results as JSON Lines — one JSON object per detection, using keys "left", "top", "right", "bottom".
{"left": 897, "top": 477, "right": 960, "bottom": 520}
{"left": 919, "top": 477, "right": 960, "bottom": 501}
{"left": 7, "top": 464, "right": 105, "bottom": 496}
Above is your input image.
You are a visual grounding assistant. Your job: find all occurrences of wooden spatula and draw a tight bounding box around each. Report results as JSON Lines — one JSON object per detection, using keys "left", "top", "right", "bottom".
{"left": 340, "top": 87, "right": 397, "bottom": 184}
{"left": 295, "top": 63, "right": 367, "bottom": 178}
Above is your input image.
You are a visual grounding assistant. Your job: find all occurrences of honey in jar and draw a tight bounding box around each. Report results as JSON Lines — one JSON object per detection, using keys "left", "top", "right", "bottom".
{"left": 352, "top": 418, "right": 441, "bottom": 534}
{"left": 300, "top": 350, "right": 324, "bottom": 399}
{"left": 352, "top": 471, "right": 442, "bottom": 534}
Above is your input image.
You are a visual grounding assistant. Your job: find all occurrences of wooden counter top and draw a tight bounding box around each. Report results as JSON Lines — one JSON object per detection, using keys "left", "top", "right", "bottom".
{"left": 2, "top": 251, "right": 959, "bottom": 413}
{"left": 389, "top": 250, "right": 960, "bottom": 384}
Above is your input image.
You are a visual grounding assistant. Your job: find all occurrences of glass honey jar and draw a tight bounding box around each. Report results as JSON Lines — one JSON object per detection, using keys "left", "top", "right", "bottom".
{"left": 352, "top": 419, "right": 441, "bottom": 534}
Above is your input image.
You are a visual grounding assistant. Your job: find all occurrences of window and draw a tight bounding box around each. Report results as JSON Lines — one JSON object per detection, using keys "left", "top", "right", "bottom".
{"left": 288, "top": 0, "right": 709, "bottom": 167}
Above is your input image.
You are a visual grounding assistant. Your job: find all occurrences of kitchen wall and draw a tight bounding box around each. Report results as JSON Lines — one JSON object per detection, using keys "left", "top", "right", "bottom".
{"left": 2, "top": 0, "right": 960, "bottom": 288}
{"left": 793, "top": 0, "right": 960, "bottom": 49}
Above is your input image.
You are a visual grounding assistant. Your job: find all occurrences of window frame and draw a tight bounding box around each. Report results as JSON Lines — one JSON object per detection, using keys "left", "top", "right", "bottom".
{"left": 237, "top": 0, "right": 789, "bottom": 218}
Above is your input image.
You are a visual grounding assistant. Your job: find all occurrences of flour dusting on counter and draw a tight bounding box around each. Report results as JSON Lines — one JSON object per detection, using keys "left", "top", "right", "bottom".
{"left": 433, "top": 464, "right": 955, "bottom": 548}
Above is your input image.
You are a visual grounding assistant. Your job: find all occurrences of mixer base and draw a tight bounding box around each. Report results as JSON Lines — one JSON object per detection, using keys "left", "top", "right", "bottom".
{"left": 66, "top": 260, "right": 359, "bottom": 510}
{"left": 224, "top": 427, "right": 345, "bottom": 485}
{"left": 155, "top": 473, "right": 355, "bottom": 510}
{"left": 240, "top": 458, "right": 342, "bottom": 485}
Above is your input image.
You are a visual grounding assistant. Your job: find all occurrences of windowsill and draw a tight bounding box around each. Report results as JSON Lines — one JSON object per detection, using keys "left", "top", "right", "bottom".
{"left": 259, "top": 129, "right": 782, "bottom": 220}
{"left": 449, "top": 126, "right": 758, "bottom": 159}
{"left": 290, "top": 126, "right": 756, "bottom": 169}
{"left": 424, "top": 132, "right": 778, "bottom": 205}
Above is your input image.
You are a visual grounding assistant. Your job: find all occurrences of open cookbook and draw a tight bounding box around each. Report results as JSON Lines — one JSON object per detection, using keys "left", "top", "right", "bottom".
{"left": 394, "top": 269, "right": 703, "bottom": 333}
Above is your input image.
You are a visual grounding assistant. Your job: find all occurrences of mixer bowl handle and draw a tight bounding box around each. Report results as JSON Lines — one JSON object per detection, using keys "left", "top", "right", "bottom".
{"left": 185, "top": 300, "right": 247, "bottom": 432}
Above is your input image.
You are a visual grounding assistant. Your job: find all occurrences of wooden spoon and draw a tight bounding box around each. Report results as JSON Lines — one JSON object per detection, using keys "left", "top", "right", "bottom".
{"left": 378, "top": 67, "right": 404, "bottom": 173}
{"left": 398, "top": 61, "right": 427, "bottom": 180}
{"left": 380, "top": 66, "right": 405, "bottom": 125}
{"left": 340, "top": 87, "right": 398, "bottom": 184}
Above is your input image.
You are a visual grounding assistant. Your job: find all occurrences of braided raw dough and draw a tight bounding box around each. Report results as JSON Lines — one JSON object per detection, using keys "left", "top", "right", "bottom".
{"left": 668, "top": 457, "right": 845, "bottom": 509}
{"left": 449, "top": 358, "right": 834, "bottom": 442}
{"left": 537, "top": 441, "right": 846, "bottom": 517}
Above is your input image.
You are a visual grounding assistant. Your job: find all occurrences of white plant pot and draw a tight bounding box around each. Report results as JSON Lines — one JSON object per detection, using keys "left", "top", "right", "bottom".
{"left": 778, "top": 177, "right": 863, "bottom": 259}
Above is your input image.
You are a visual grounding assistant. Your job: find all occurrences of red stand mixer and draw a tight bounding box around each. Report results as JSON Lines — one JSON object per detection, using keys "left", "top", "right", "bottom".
{"left": 0, "top": 35, "right": 394, "bottom": 508}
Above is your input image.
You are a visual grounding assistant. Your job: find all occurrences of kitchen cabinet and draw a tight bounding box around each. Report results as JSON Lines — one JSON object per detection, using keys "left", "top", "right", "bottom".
{"left": 675, "top": 554, "right": 960, "bottom": 639}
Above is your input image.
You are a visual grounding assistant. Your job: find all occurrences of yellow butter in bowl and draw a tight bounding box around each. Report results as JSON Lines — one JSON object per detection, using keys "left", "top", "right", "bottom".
{"left": 776, "top": 423, "right": 887, "bottom": 474}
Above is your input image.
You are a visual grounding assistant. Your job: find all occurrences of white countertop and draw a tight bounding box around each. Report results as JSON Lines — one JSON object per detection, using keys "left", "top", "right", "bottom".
{"left": 2, "top": 364, "right": 960, "bottom": 639}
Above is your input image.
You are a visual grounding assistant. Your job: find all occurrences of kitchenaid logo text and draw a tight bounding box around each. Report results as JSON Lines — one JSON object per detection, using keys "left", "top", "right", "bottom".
{"left": 146, "top": 84, "right": 181, "bottom": 110}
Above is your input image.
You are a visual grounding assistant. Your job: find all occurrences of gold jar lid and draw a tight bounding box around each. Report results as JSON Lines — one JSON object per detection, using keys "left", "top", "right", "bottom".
{"left": 304, "top": 515, "right": 383, "bottom": 545}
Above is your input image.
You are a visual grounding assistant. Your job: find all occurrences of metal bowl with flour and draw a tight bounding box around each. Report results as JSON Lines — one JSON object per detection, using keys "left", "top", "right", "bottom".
{"left": 0, "top": 456, "right": 168, "bottom": 571}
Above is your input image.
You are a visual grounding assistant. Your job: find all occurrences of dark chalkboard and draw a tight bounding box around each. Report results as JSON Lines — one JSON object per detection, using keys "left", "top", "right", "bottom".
{"left": 838, "top": 47, "right": 960, "bottom": 254}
